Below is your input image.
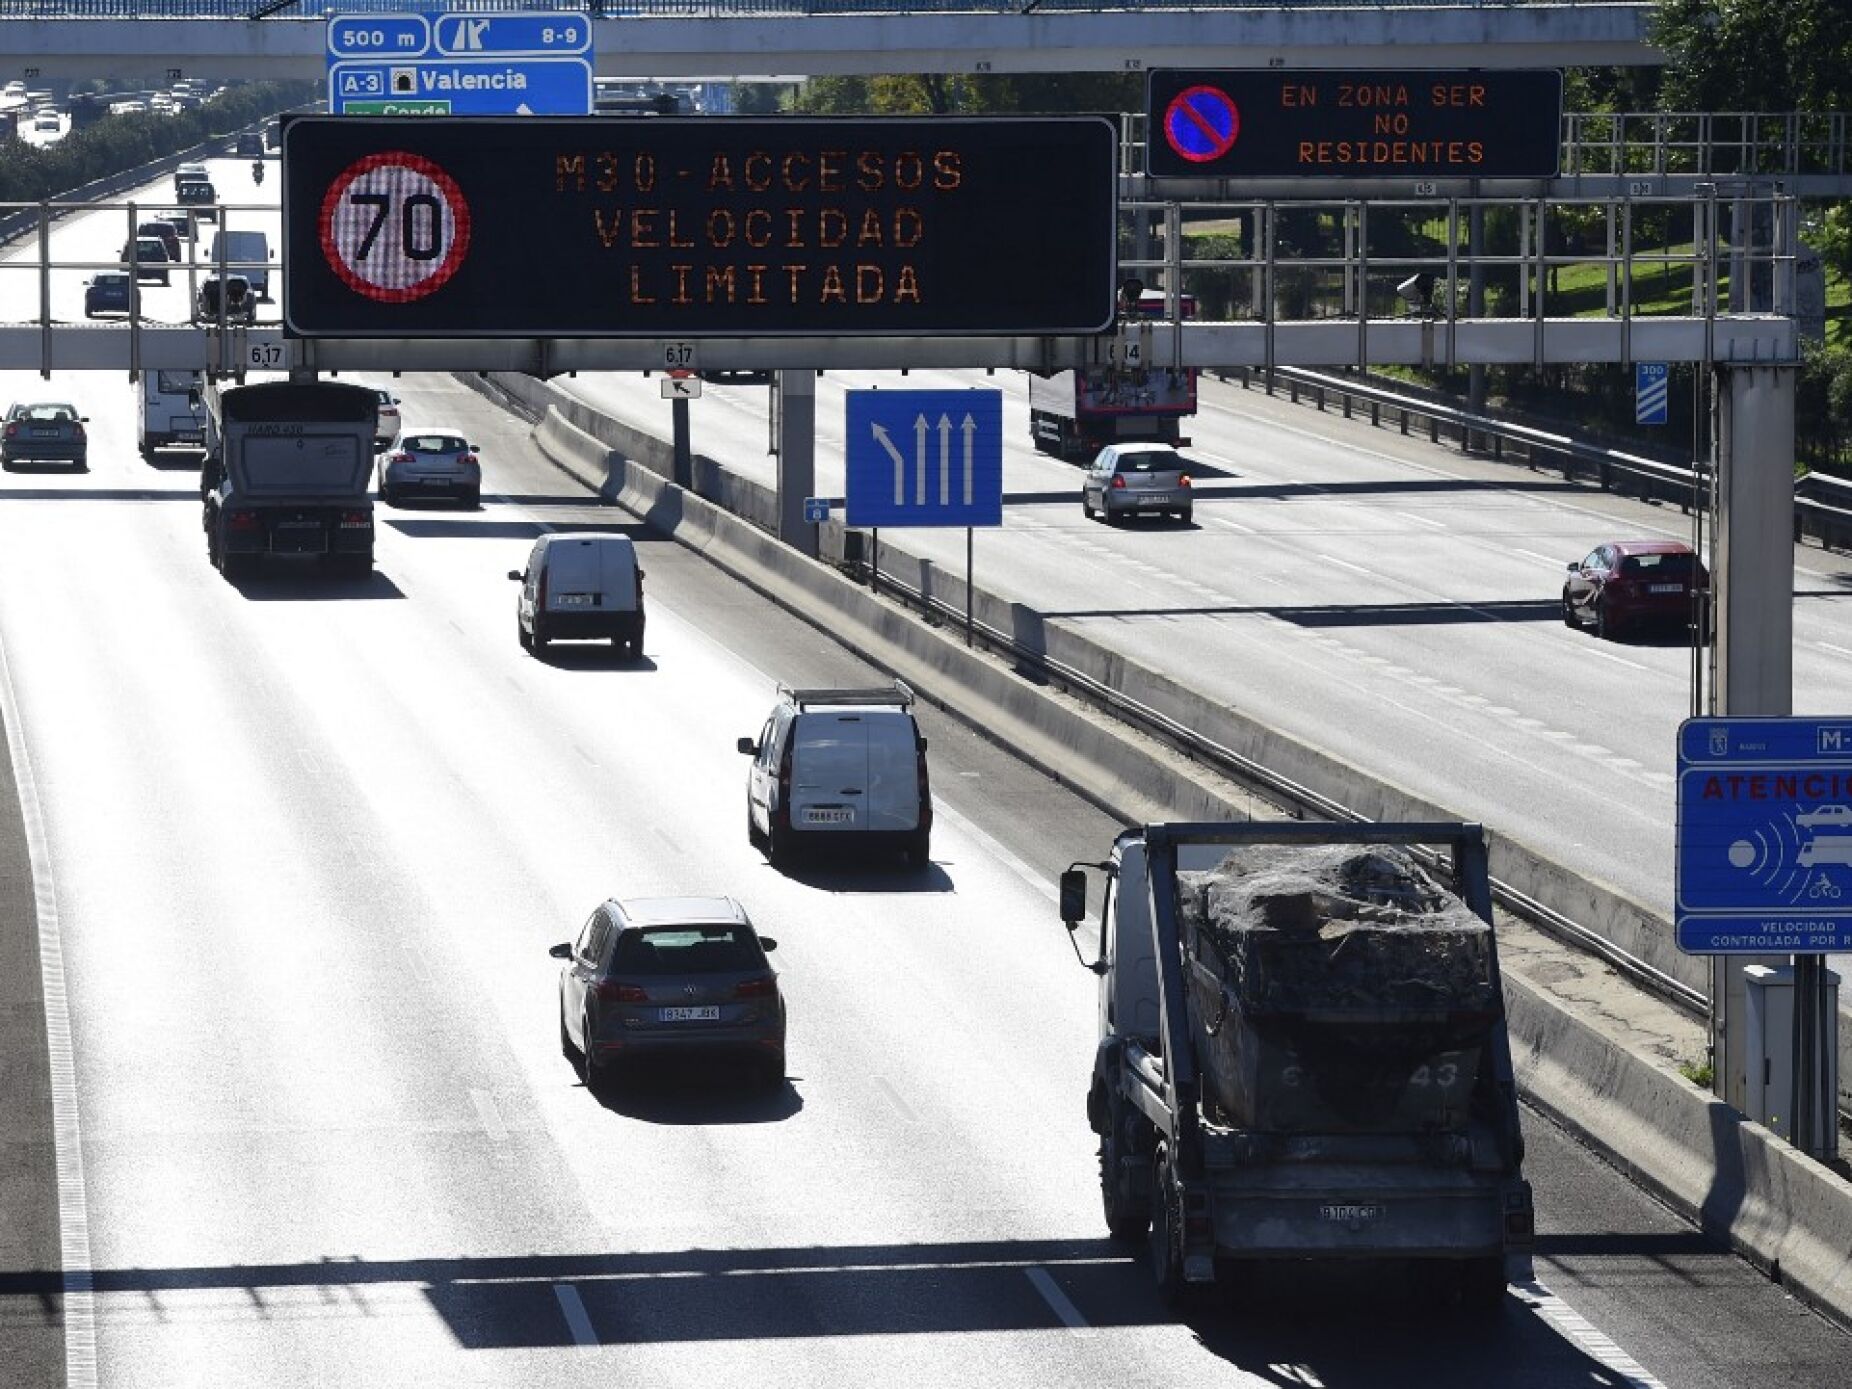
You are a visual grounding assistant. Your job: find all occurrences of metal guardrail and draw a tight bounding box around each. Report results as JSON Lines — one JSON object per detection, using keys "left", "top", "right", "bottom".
{"left": 1248, "top": 365, "right": 1852, "bottom": 553}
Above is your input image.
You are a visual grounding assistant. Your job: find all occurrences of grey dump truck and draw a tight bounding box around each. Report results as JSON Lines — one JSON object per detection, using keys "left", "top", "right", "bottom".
{"left": 1061, "top": 821, "right": 1533, "bottom": 1312}
{"left": 201, "top": 381, "right": 378, "bottom": 579}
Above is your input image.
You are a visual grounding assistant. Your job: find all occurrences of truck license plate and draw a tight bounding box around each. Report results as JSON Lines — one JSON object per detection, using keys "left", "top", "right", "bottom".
{"left": 1649, "top": 583, "right": 1682, "bottom": 594}
{"left": 659, "top": 1006, "right": 719, "bottom": 1022}
{"left": 554, "top": 593, "right": 595, "bottom": 606}
{"left": 1320, "top": 1204, "right": 1384, "bottom": 1222}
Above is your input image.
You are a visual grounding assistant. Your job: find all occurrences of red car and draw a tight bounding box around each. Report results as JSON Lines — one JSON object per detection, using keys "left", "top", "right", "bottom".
{"left": 1562, "top": 539, "right": 1709, "bottom": 639}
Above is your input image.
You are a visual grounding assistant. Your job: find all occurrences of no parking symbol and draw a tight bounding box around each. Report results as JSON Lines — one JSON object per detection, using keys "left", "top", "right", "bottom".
{"left": 1163, "top": 85, "right": 1241, "bottom": 165}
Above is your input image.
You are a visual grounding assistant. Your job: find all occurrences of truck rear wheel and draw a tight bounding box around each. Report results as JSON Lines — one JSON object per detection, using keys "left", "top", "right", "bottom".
{"left": 1148, "top": 1149, "right": 1195, "bottom": 1309}
{"left": 1100, "top": 1122, "right": 1151, "bottom": 1243}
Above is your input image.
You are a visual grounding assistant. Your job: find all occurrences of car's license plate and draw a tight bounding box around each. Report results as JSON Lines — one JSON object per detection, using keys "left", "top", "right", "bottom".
{"left": 175, "top": 430, "right": 202, "bottom": 442}
{"left": 659, "top": 1006, "right": 719, "bottom": 1022}
{"left": 554, "top": 593, "right": 595, "bottom": 606}
{"left": 1139, "top": 494, "right": 1171, "bottom": 506}
{"left": 806, "top": 808, "right": 853, "bottom": 824}
{"left": 1320, "top": 1203, "right": 1384, "bottom": 1222}
{"left": 32, "top": 427, "right": 58, "bottom": 437}
{"left": 1649, "top": 583, "right": 1682, "bottom": 594}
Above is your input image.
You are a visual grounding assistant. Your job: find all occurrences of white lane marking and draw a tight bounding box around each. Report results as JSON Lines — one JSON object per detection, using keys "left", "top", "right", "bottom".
{"left": 0, "top": 631, "right": 97, "bottom": 1388}
{"left": 874, "top": 1075, "right": 918, "bottom": 1123}
{"left": 1517, "top": 1279, "right": 1667, "bottom": 1388}
{"left": 1268, "top": 1367, "right": 1326, "bottom": 1388}
{"left": 1516, "top": 547, "right": 1568, "bottom": 567}
{"left": 1394, "top": 509, "right": 1447, "bottom": 530}
{"left": 1316, "top": 553, "right": 1373, "bottom": 577}
{"left": 1205, "top": 514, "right": 1255, "bottom": 535}
{"left": 469, "top": 1089, "right": 509, "bottom": 1142}
{"left": 1818, "top": 642, "right": 1852, "bottom": 659}
{"left": 1024, "top": 1266, "right": 1093, "bottom": 1338}
{"left": 1574, "top": 643, "right": 1654, "bottom": 674}
{"left": 552, "top": 1283, "right": 600, "bottom": 1347}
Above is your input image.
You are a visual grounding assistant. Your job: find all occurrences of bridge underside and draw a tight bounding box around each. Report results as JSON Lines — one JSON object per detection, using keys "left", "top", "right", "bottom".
{"left": 0, "top": 316, "right": 1794, "bottom": 377}
{"left": 3, "top": 11, "right": 1660, "bottom": 82}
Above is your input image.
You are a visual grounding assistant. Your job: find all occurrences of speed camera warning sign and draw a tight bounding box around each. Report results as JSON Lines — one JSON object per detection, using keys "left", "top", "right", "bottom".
{"left": 317, "top": 151, "right": 471, "bottom": 304}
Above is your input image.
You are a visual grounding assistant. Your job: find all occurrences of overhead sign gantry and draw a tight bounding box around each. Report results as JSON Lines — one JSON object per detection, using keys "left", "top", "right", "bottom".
{"left": 280, "top": 115, "right": 1119, "bottom": 339}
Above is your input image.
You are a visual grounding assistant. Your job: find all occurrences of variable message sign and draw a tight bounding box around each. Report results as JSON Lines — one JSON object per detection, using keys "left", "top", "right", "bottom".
{"left": 1145, "top": 69, "right": 1562, "bottom": 179}
{"left": 282, "top": 116, "right": 1118, "bottom": 339}
{"left": 1676, "top": 717, "right": 1852, "bottom": 953}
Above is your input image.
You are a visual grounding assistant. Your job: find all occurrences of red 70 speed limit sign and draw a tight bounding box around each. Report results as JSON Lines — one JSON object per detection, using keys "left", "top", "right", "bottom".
{"left": 318, "top": 152, "right": 471, "bottom": 304}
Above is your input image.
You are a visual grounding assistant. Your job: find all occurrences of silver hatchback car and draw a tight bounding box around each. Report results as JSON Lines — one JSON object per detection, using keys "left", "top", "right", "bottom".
{"left": 380, "top": 427, "right": 480, "bottom": 507}
{"left": 1082, "top": 443, "right": 1193, "bottom": 524}
{"left": 551, "top": 896, "right": 786, "bottom": 1091}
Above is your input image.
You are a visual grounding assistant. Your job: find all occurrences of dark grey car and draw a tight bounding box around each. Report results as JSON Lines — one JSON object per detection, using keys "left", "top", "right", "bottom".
{"left": 2, "top": 401, "right": 88, "bottom": 469}
{"left": 1082, "top": 443, "right": 1194, "bottom": 524}
{"left": 551, "top": 895, "right": 785, "bottom": 1091}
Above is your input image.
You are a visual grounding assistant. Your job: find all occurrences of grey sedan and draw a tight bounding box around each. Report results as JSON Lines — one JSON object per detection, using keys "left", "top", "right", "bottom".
{"left": 2, "top": 402, "right": 88, "bottom": 469}
{"left": 551, "top": 895, "right": 786, "bottom": 1092}
{"left": 1082, "top": 443, "right": 1194, "bottom": 524}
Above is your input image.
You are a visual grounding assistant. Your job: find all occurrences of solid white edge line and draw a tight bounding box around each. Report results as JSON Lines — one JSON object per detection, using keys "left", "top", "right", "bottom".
{"left": 469, "top": 1089, "right": 509, "bottom": 1142}
{"left": 1516, "top": 1279, "right": 1667, "bottom": 1388}
{"left": 0, "top": 631, "right": 96, "bottom": 1388}
{"left": 552, "top": 1282, "right": 600, "bottom": 1347}
{"left": 1023, "top": 1266, "right": 1093, "bottom": 1337}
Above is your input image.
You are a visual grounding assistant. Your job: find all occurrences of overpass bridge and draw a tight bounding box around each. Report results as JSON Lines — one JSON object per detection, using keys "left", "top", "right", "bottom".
{"left": 4, "top": 1, "right": 1661, "bottom": 81}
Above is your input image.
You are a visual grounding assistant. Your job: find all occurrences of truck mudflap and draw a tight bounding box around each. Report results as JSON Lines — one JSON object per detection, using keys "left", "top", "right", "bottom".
{"left": 1200, "top": 1166, "right": 1532, "bottom": 1264}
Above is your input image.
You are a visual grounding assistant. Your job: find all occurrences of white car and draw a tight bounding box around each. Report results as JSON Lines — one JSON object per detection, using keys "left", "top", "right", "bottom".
{"left": 1795, "top": 804, "right": 1852, "bottom": 829}
{"left": 368, "top": 387, "right": 401, "bottom": 450}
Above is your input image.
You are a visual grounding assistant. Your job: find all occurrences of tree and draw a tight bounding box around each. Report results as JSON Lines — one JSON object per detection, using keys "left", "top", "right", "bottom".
{"left": 1653, "top": 0, "right": 1852, "bottom": 111}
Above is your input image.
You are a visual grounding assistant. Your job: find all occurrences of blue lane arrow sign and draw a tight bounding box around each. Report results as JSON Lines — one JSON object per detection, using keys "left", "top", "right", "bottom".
{"left": 845, "top": 390, "right": 1003, "bottom": 528}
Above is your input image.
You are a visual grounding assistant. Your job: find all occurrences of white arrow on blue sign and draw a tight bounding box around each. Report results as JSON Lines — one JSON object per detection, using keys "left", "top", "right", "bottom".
{"left": 844, "top": 390, "right": 1003, "bottom": 528}
{"left": 1635, "top": 361, "right": 1669, "bottom": 426}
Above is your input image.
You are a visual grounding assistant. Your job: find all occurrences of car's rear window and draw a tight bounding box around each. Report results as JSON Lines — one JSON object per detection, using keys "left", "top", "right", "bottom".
{"left": 1117, "top": 451, "right": 1182, "bottom": 474}
{"left": 1620, "top": 552, "right": 1698, "bottom": 577}
{"left": 611, "top": 926, "right": 763, "bottom": 975}
{"left": 405, "top": 435, "right": 464, "bottom": 453}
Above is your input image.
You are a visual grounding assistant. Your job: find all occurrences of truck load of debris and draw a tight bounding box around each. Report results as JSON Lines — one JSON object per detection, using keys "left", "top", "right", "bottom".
{"left": 1177, "top": 843, "right": 1501, "bottom": 1133}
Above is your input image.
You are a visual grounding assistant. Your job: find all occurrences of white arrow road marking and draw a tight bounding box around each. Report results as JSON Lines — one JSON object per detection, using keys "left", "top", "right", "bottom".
{"left": 872, "top": 422, "right": 906, "bottom": 505}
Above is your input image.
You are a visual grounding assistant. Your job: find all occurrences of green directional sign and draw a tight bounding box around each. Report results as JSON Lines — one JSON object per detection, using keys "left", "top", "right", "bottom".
{"left": 343, "top": 99, "right": 452, "bottom": 116}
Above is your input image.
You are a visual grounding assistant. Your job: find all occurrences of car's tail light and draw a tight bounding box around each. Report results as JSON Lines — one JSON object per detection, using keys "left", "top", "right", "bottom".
{"left": 390, "top": 451, "right": 411, "bottom": 464}
{"left": 2, "top": 423, "right": 14, "bottom": 439}
{"left": 339, "top": 510, "right": 370, "bottom": 529}
{"left": 595, "top": 981, "right": 648, "bottom": 1003}
{"left": 227, "top": 510, "right": 260, "bottom": 531}
{"left": 734, "top": 976, "right": 777, "bottom": 1000}
{"left": 72, "top": 423, "right": 86, "bottom": 442}
{"left": 1110, "top": 475, "right": 1127, "bottom": 490}
{"left": 1178, "top": 473, "right": 1191, "bottom": 488}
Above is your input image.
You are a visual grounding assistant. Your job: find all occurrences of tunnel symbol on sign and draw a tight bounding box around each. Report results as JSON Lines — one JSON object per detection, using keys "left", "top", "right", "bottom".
{"left": 1163, "top": 85, "right": 1240, "bottom": 164}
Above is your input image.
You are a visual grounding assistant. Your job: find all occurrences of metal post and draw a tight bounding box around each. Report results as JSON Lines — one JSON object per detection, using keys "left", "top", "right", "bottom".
{"left": 774, "top": 369, "right": 817, "bottom": 558}
{"left": 1466, "top": 195, "right": 1485, "bottom": 452}
{"left": 671, "top": 395, "right": 691, "bottom": 490}
{"left": 965, "top": 526, "right": 974, "bottom": 648}
{"left": 1710, "top": 363, "right": 1800, "bottom": 1116}
{"left": 37, "top": 202, "right": 52, "bottom": 380}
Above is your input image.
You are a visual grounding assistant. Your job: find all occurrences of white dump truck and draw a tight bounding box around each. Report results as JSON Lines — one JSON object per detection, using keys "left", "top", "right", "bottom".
{"left": 1060, "top": 820, "right": 1533, "bottom": 1312}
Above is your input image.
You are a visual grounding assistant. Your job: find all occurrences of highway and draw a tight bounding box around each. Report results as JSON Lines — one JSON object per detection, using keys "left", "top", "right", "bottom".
{"left": 559, "top": 368, "right": 1852, "bottom": 930}
{"left": 2, "top": 163, "right": 1851, "bottom": 1389}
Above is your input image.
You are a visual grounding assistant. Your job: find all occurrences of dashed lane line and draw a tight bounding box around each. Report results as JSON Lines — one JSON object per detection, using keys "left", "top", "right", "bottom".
{"left": 552, "top": 1283, "right": 600, "bottom": 1347}
{"left": 1517, "top": 1279, "right": 1668, "bottom": 1388}
{"left": 1023, "top": 1266, "right": 1094, "bottom": 1338}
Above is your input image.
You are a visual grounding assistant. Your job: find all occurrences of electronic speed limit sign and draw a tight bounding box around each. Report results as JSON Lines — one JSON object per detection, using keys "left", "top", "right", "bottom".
{"left": 317, "top": 151, "right": 471, "bottom": 304}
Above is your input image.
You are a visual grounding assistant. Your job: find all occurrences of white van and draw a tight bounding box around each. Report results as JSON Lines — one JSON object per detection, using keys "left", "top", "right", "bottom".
{"left": 208, "top": 229, "right": 270, "bottom": 298}
{"left": 508, "top": 532, "right": 645, "bottom": 658}
{"left": 738, "top": 681, "right": 932, "bottom": 868}
{"left": 137, "top": 368, "right": 212, "bottom": 459}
